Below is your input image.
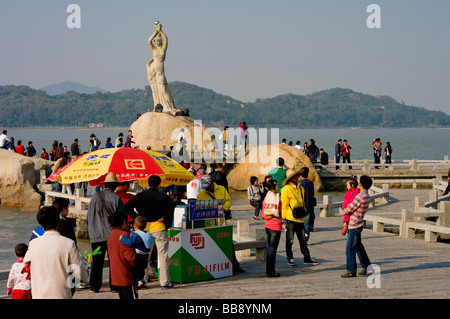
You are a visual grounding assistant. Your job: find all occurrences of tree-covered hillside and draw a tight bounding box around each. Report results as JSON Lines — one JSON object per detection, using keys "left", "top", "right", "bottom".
{"left": 1, "top": 83, "right": 449, "bottom": 128}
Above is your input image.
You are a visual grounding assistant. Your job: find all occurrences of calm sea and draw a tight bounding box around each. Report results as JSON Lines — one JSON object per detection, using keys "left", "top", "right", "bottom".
{"left": 1, "top": 127, "right": 449, "bottom": 285}
{"left": 2, "top": 126, "right": 449, "bottom": 161}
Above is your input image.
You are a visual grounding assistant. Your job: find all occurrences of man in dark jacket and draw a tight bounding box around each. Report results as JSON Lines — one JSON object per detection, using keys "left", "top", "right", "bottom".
{"left": 298, "top": 167, "right": 315, "bottom": 238}
{"left": 87, "top": 172, "right": 125, "bottom": 293}
{"left": 125, "top": 175, "right": 176, "bottom": 289}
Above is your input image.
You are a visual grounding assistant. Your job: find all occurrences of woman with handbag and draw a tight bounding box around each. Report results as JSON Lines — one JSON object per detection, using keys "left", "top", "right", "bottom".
{"left": 281, "top": 168, "right": 319, "bottom": 267}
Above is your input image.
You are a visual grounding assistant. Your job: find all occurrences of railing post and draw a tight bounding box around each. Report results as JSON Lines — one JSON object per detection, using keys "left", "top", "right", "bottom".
{"left": 437, "top": 201, "right": 450, "bottom": 227}
{"left": 400, "top": 209, "right": 413, "bottom": 238}
{"left": 237, "top": 220, "right": 250, "bottom": 257}
{"left": 320, "top": 195, "right": 333, "bottom": 218}
{"left": 255, "top": 228, "right": 266, "bottom": 261}
{"left": 410, "top": 159, "right": 418, "bottom": 172}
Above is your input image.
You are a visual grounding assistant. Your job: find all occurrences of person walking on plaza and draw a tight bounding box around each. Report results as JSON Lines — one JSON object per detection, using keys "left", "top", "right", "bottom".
{"left": 340, "top": 175, "right": 373, "bottom": 278}
{"left": 281, "top": 168, "right": 318, "bottom": 266}
{"left": 247, "top": 176, "right": 263, "bottom": 220}
{"left": 268, "top": 157, "right": 289, "bottom": 194}
{"left": 341, "top": 177, "right": 360, "bottom": 236}
{"left": 108, "top": 211, "right": 137, "bottom": 299}
{"left": 298, "top": 167, "right": 315, "bottom": 237}
{"left": 125, "top": 175, "right": 176, "bottom": 289}
{"left": 23, "top": 206, "right": 88, "bottom": 299}
{"left": 87, "top": 172, "right": 125, "bottom": 293}
{"left": 262, "top": 179, "right": 284, "bottom": 277}
{"left": 7, "top": 243, "right": 32, "bottom": 299}
{"left": 335, "top": 139, "right": 342, "bottom": 170}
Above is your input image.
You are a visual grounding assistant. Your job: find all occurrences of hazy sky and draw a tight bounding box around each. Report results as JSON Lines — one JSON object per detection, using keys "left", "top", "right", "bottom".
{"left": 1, "top": 1, "right": 449, "bottom": 114}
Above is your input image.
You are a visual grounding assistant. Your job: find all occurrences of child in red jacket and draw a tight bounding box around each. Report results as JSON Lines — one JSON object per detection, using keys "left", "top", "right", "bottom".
{"left": 341, "top": 178, "right": 360, "bottom": 235}
{"left": 107, "top": 211, "right": 137, "bottom": 299}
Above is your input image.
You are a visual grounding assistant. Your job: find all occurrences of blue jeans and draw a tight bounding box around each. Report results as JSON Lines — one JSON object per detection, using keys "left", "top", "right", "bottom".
{"left": 265, "top": 228, "right": 281, "bottom": 275}
{"left": 304, "top": 207, "right": 315, "bottom": 236}
{"left": 346, "top": 227, "right": 371, "bottom": 274}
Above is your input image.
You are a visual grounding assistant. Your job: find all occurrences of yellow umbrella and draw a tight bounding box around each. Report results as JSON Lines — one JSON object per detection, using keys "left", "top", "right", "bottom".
{"left": 47, "top": 148, "right": 194, "bottom": 187}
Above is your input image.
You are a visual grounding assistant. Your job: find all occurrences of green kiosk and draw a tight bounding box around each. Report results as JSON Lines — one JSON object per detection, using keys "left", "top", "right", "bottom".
{"left": 167, "top": 199, "right": 233, "bottom": 283}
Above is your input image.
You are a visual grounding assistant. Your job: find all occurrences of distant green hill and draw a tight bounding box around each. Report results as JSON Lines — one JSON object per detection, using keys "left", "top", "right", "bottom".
{"left": 0, "top": 83, "right": 449, "bottom": 128}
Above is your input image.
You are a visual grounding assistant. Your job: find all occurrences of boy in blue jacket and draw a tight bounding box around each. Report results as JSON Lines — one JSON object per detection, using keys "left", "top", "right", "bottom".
{"left": 120, "top": 216, "right": 155, "bottom": 289}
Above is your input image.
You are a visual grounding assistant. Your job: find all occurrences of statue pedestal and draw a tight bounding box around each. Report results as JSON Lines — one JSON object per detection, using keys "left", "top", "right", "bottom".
{"left": 130, "top": 112, "right": 210, "bottom": 153}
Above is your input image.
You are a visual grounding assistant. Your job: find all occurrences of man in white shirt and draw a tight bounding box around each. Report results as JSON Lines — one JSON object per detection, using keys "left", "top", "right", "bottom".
{"left": 23, "top": 206, "right": 88, "bottom": 299}
{"left": 186, "top": 171, "right": 203, "bottom": 201}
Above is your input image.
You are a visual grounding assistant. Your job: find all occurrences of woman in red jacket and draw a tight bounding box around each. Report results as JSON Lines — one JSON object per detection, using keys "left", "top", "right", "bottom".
{"left": 262, "top": 180, "right": 284, "bottom": 277}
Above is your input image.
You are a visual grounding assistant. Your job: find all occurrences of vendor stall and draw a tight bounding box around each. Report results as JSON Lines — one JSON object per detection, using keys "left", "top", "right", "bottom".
{"left": 167, "top": 200, "right": 233, "bottom": 283}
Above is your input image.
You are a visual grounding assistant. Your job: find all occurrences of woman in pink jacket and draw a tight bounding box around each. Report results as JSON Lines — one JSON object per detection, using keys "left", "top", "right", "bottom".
{"left": 341, "top": 178, "right": 360, "bottom": 235}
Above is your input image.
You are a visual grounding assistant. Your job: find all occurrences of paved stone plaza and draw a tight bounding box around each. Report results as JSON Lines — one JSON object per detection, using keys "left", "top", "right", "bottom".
{"left": 73, "top": 189, "right": 450, "bottom": 300}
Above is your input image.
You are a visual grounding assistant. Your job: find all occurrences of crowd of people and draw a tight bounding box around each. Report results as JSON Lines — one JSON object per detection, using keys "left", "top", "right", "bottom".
{"left": 5, "top": 125, "right": 379, "bottom": 299}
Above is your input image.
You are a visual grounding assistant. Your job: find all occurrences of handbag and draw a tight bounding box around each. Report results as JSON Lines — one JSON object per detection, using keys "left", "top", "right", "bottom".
{"left": 290, "top": 186, "right": 307, "bottom": 219}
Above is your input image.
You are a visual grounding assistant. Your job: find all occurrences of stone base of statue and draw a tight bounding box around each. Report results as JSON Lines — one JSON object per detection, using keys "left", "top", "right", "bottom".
{"left": 130, "top": 111, "right": 210, "bottom": 153}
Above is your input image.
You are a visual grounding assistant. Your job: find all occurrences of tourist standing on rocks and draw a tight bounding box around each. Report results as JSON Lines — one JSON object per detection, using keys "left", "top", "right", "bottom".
{"left": 49, "top": 140, "right": 58, "bottom": 161}
{"left": 238, "top": 121, "right": 249, "bottom": 151}
{"left": 298, "top": 167, "right": 316, "bottom": 237}
{"left": 115, "top": 133, "right": 124, "bottom": 147}
{"left": 71, "top": 138, "right": 81, "bottom": 159}
{"left": 87, "top": 172, "right": 125, "bottom": 293}
{"left": 340, "top": 175, "right": 373, "bottom": 278}
{"left": 124, "top": 175, "right": 176, "bottom": 289}
{"left": 281, "top": 168, "right": 319, "bottom": 267}
{"left": 125, "top": 130, "right": 135, "bottom": 148}
{"left": 335, "top": 139, "right": 342, "bottom": 170}
{"left": 90, "top": 134, "right": 101, "bottom": 150}
{"left": 54, "top": 142, "right": 64, "bottom": 161}
{"left": 268, "top": 157, "right": 288, "bottom": 194}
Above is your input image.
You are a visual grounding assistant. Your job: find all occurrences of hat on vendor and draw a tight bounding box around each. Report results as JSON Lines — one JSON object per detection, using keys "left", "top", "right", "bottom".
{"left": 282, "top": 168, "right": 302, "bottom": 186}
{"left": 104, "top": 172, "right": 119, "bottom": 183}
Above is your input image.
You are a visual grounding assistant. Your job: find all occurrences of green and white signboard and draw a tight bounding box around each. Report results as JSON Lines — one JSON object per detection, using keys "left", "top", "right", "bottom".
{"left": 167, "top": 226, "right": 233, "bottom": 283}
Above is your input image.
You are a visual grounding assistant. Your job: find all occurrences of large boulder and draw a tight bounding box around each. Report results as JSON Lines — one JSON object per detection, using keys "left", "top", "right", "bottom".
{"left": 0, "top": 149, "right": 52, "bottom": 212}
{"left": 130, "top": 112, "right": 212, "bottom": 152}
{"left": 227, "top": 144, "right": 323, "bottom": 191}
